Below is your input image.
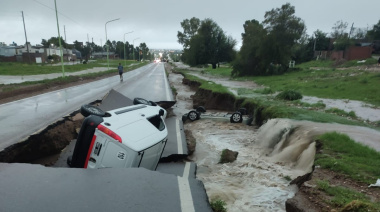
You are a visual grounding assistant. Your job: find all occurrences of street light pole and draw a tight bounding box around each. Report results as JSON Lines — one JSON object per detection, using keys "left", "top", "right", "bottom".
{"left": 105, "top": 18, "right": 120, "bottom": 70}
{"left": 124, "top": 31, "right": 133, "bottom": 66}
{"left": 133, "top": 37, "right": 140, "bottom": 62}
{"left": 54, "top": 0, "right": 65, "bottom": 77}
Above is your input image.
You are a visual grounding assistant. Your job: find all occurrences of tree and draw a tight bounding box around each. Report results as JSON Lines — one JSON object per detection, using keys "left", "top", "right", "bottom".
{"left": 367, "top": 20, "right": 380, "bottom": 40}
{"left": 329, "top": 20, "right": 355, "bottom": 50}
{"left": 233, "top": 3, "right": 305, "bottom": 76}
{"left": 313, "top": 30, "right": 330, "bottom": 51}
{"left": 263, "top": 3, "right": 305, "bottom": 68}
{"left": 139, "top": 43, "right": 149, "bottom": 61}
{"left": 179, "top": 18, "right": 236, "bottom": 68}
{"left": 232, "top": 20, "right": 267, "bottom": 76}
{"left": 41, "top": 37, "right": 68, "bottom": 48}
{"left": 331, "top": 20, "right": 349, "bottom": 39}
{"left": 177, "top": 17, "right": 200, "bottom": 49}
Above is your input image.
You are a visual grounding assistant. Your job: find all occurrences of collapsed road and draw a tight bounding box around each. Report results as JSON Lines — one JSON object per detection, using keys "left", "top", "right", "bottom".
{"left": 0, "top": 63, "right": 212, "bottom": 212}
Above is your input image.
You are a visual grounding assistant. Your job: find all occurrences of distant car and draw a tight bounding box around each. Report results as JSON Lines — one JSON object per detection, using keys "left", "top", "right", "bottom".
{"left": 67, "top": 98, "right": 168, "bottom": 171}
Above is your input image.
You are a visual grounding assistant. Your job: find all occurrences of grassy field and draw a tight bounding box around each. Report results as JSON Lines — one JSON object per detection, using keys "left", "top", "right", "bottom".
{"left": 0, "top": 60, "right": 140, "bottom": 75}
{"left": 201, "top": 59, "right": 380, "bottom": 107}
{"left": 0, "top": 61, "right": 149, "bottom": 92}
{"left": 180, "top": 70, "right": 233, "bottom": 95}
{"left": 314, "top": 132, "right": 380, "bottom": 210}
{"left": 316, "top": 132, "right": 380, "bottom": 184}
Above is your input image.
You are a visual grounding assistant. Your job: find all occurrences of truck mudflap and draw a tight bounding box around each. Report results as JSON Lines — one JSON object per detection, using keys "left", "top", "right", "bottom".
{"left": 68, "top": 115, "right": 103, "bottom": 168}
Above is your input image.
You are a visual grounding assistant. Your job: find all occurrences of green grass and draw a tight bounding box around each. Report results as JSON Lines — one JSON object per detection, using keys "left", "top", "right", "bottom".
{"left": 210, "top": 199, "right": 227, "bottom": 212}
{"left": 0, "top": 61, "right": 148, "bottom": 88}
{"left": 325, "top": 108, "right": 357, "bottom": 118}
{"left": 246, "top": 69, "right": 380, "bottom": 107}
{"left": 241, "top": 97, "right": 377, "bottom": 128}
{"left": 203, "top": 65, "right": 233, "bottom": 77}
{"left": 295, "top": 60, "right": 333, "bottom": 69}
{"left": 0, "top": 60, "right": 140, "bottom": 75}
{"left": 254, "top": 87, "right": 274, "bottom": 94}
{"left": 276, "top": 90, "right": 303, "bottom": 101}
{"left": 316, "top": 180, "right": 379, "bottom": 210}
{"left": 180, "top": 70, "right": 233, "bottom": 95}
{"left": 339, "top": 58, "right": 378, "bottom": 68}
{"left": 292, "top": 100, "right": 326, "bottom": 109}
{"left": 315, "top": 132, "right": 380, "bottom": 184}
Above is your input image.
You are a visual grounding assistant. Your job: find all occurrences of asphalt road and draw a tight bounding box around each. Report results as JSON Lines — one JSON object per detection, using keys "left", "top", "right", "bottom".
{"left": 0, "top": 62, "right": 173, "bottom": 151}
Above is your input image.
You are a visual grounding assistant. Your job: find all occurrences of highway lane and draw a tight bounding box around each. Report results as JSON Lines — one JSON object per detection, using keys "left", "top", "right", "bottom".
{"left": 0, "top": 62, "right": 172, "bottom": 151}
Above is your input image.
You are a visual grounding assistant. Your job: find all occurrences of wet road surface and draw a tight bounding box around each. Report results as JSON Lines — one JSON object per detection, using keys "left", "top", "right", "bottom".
{"left": 0, "top": 63, "right": 173, "bottom": 151}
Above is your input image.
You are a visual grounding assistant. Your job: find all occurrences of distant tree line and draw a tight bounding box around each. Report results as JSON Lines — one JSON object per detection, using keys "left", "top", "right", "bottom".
{"left": 41, "top": 37, "right": 152, "bottom": 61}
{"left": 177, "top": 3, "right": 380, "bottom": 77}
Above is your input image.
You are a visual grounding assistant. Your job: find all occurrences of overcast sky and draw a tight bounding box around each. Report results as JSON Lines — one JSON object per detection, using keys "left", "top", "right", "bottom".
{"left": 0, "top": 0, "right": 378, "bottom": 50}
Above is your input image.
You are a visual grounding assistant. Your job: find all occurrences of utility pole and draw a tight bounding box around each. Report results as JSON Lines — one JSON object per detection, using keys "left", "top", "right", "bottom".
{"left": 21, "top": 11, "right": 31, "bottom": 63}
{"left": 64, "top": 25, "right": 67, "bottom": 42}
{"left": 54, "top": 0, "right": 65, "bottom": 77}
{"left": 348, "top": 22, "right": 354, "bottom": 39}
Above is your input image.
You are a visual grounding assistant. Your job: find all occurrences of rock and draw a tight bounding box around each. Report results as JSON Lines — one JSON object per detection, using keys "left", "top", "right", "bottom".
{"left": 184, "top": 130, "right": 196, "bottom": 156}
{"left": 219, "top": 149, "right": 238, "bottom": 163}
{"left": 285, "top": 192, "right": 319, "bottom": 212}
{"left": 290, "top": 166, "right": 314, "bottom": 187}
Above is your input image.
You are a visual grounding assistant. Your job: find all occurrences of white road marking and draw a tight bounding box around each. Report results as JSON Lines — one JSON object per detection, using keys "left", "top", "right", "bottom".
{"left": 176, "top": 119, "right": 184, "bottom": 154}
{"left": 148, "top": 64, "right": 158, "bottom": 77}
{"left": 177, "top": 176, "right": 195, "bottom": 212}
{"left": 183, "top": 162, "right": 191, "bottom": 178}
{"left": 161, "top": 64, "right": 172, "bottom": 101}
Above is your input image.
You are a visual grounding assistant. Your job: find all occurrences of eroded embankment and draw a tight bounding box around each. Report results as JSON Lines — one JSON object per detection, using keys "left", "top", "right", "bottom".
{"left": 0, "top": 112, "right": 83, "bottom": 164}
{"left": 182, "top": 75, "right": 275, "bottom": 126}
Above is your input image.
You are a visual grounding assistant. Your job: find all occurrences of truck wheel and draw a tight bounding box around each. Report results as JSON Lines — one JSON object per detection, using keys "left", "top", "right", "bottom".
{"left": 81, "top": 104, "right": 106, "bottom": 117}
{"left": 133, "top": 97, "right": 152, "bottom": 106}
{"left": 187, "top": 110, "right": 200, "bottom": 121}
{"left": 238, "top": 108, "right": 247, "bottom": 115}
{"left": 230, "top": 112, "right": 243, "bottom": 123}
{"left": 182, "top": 114, "right": 188, "bottom": 123}
{"left": 196, "top": 106, "right": 206, "bottom": 113}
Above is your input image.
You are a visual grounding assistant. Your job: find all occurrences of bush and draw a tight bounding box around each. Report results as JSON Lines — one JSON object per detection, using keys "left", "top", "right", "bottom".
{"left": 210, "top": 199, "right": 227, "bottom": 212}
{"left": 276, "top": 90, "right": 303, "bottom": 101}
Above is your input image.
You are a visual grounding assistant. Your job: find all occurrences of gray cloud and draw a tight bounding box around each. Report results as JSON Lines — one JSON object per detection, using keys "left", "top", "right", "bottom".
{"left": 1, "top": 0, "right": 378, "bottom": 49}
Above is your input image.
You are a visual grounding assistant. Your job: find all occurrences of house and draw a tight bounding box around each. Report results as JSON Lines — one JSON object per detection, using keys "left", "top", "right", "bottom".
{"left": 0, "top": 42, "right": 77, "bottom": 63}
{"left": 314, "top": 39, "right": 373, "bottom": 61}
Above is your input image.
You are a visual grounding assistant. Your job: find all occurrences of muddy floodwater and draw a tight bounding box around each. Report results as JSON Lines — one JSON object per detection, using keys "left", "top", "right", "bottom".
{"left": 187, "top": 119, "right": 303, "bottom": 212}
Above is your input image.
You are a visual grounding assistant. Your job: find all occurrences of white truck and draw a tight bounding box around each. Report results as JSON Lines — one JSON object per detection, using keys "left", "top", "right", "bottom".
{"left": 68, "top": 98, "right": 168, "bottom": 171}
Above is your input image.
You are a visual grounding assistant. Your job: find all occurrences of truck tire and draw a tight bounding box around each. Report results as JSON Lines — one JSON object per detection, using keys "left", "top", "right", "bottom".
{"left": 81, "top": 104, "right": 106, "bottom": 117}
{"left": 133, "top": 97, "right": 152, "bottom": 106}
{"left": 230, "top": 112, "right": 243, "bottom": 123}
{"left": 196, "top": 106, "right": 206, "bottom": 113}
{"left": 238, "top": 108, "right": 247, "bottom": 115}
{"left": 187, "top": 110, "right": 200, "bottom": 121}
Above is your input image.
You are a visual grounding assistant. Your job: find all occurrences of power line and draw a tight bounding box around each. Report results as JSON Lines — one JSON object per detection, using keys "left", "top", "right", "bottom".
{"left": 31, "top": 0, "right": 102, "bottom": 39}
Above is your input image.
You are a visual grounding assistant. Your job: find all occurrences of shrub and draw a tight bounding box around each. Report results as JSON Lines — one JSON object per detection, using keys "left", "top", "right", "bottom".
{"left": 210, "top": 199, "right": 227, "bottom": 212}
{"left": 276, "top": 90, "right": 303, "bottom": 101}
